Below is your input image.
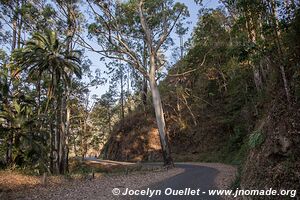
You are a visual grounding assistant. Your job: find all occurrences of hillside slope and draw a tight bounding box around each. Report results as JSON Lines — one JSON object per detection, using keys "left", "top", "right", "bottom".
{"left": 241, "top": 102, "right": 300, "bottom": 197}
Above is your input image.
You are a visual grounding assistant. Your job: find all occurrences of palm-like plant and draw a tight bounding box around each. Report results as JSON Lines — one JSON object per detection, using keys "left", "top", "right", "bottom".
{"left": 12, "top": 31, "right": 83, "bottom": 173}
{"left": 13, "top": 31, "right": 82, "bottom": 101}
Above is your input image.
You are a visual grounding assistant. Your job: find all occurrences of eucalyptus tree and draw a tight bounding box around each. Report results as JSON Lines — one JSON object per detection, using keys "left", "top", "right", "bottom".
{"left": 175, "top": 21, "right": 188, "bottom": 60}
{"left": 90, "top": 89, "right": 117, "bottom": 148}
{"left": 106, "top": 60, "right": 130, "bottom": 130}
{"left": 85, "top": 0, "right": 188, "bottom": 166}
{"left": 0, "top": 0, "right": 25, "bottom": 163}
{"left": 54, "top": 0, "right": 84, "bottom": 173}
{"left": 0, "top": 0, "right": 59, "bottom": 49}
{"left": 0, "top": 0, "right": 22, "bottom": 51}
{"left": 221, "top": 0, "right": 293, "bottom": 103}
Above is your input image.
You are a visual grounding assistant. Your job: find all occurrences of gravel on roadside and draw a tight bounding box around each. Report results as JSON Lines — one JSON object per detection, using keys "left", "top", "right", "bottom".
{"left": 4, "top": 168, "right": 184, "bottom": 200}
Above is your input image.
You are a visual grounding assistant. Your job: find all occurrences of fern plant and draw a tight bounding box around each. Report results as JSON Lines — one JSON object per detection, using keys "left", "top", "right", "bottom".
{"left": 248, "top": 130, "right": 265, "bottom": 149}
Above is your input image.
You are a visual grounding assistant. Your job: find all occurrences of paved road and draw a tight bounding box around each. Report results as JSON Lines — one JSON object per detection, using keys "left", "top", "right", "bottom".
{"left": 133, "top": 163, "right": 222, "bottom": 200}
{"left": 83, "top": 159, "right": 223, "bottom": 200}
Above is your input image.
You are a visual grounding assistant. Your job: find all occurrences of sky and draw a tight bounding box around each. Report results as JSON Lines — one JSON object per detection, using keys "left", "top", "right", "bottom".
{"left": 86, "top": 0, "right": 220, "bottom": 99}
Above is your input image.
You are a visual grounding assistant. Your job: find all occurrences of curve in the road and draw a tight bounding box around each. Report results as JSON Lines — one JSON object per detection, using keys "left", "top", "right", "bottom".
{"left": 133, "top": 163, "right": 222, "bottom": 200}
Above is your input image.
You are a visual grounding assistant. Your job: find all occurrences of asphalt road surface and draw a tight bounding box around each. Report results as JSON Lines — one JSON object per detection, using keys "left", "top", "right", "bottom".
{"left": 133, "top": 163, "right": 222, "bottom": 200}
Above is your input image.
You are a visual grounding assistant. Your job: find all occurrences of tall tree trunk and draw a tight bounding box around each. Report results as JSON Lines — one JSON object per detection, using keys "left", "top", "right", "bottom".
{"left": 58, "top": 1, "right": 76, "bottom": 173}
{"left": 64, "top": 103, "right": 70, "bottom": 172}
{"left": 270, "top": 0, "right": 291, "bottom": 104}
{"left": 73, "top": 135, "right": 77, "bottom": 157}
{"left": 6, "top": 1, "right": 19, "bottom": 165}
{"left": 50, "top": 119, "right": 54, "bottom": 173}
{"left": 108, "top": 106, "right": 112, "bottom": 134}
{"left": 17, "top": 0, "right": 23, "bottom": 49}
{"left": 244, "top": 8, "right": 263, "bottom": 91}
{"left": 54, "top": 97, "right": 60, "bottom": 174}
{"left": 126, "top": 68, "right": 132, "bottom": 113}
{"left": 6, "top": 132, "right": 13, "bottom": 165}
{"left": 141, "top": 40, "right": 148, "bottom": 110}
{"left": 79, "top": 120, "right": 83, "bottom": 160}
{"left": 37, "top": 72, "right": 42, "bottom": 115}
{"left": 82, "top": 119, "right": 87, "bottom": 159}
{"left": 180, "top": 34, "right": 184, "bottom": 59}
{"left": 120, "top": 69, "right": 125, "bottom": 130}
{"left": 149, "top": 56, "right": 173, "bottom": 166}
{"left": 11, "top": 12, "right": 17, "bottom": 51}
{"left": 53, "top": 71, "right": 60, "bottom": 174}
{"left": 59, "top": 90, "right": 66, "bottom": 174}
{"left": 142, "top": 77, "right": 148, "bottom": 109}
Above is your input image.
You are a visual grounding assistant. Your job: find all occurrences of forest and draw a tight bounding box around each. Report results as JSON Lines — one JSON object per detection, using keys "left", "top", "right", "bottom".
{"left": 0, "top": 0, "right": 299, "bottom": 199}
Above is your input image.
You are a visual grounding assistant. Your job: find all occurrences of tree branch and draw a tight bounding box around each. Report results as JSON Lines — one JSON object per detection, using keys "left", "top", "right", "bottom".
{"left": 138, "top": 0, "right": 153, "bottom": 52}
{"left": 155, "top": 9, "right": 183, "bottom": 53}
{"left": 168, "top": 50, "right": 210, "bottom": 77}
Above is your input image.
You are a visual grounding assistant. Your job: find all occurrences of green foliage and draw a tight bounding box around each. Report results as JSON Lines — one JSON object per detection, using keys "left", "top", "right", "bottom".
{"left": 0, "top": 49, "right": 7, "bottom": 62}
{"left": 248, "top": 130, "right": 265, "bottom": 149}
{"left": 13, "top": 31, "right": 82, "bottom": 87}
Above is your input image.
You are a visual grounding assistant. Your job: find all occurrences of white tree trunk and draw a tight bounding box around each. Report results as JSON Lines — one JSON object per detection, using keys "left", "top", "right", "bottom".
{"left": 54, "top": 98, "right": 59, "bottom": 174}
{"left": 148, "top": 62, "right": 173, "bottom": 166}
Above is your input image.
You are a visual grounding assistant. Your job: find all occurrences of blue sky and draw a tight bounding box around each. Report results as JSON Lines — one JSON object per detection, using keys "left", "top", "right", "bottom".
{"left": 84, "top": 0, "right": 220, "bottom": 99}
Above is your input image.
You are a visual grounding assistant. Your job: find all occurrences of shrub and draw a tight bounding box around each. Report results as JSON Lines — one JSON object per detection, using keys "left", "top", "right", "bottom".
{"left": 248, "top": 130, "right": 265, "bottom": 149}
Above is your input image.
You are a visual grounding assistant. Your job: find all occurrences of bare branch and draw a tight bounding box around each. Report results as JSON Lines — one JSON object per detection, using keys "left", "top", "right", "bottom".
{"left": 76, "top": 33, "right": 148, "bottom": 78}
{"left": 138, "top": 0, "right": 153, "bottom": 52}
{"left": 168, "top": 50, "right": 210, "bottom": 77}
{"left": 155, "top": 8, "right": 183, "bottom": 53}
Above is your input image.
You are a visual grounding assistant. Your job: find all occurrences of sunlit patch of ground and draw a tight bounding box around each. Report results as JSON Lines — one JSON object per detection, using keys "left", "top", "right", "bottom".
{"left": 0, "top": 170, "right": 41, "bottom": 192}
